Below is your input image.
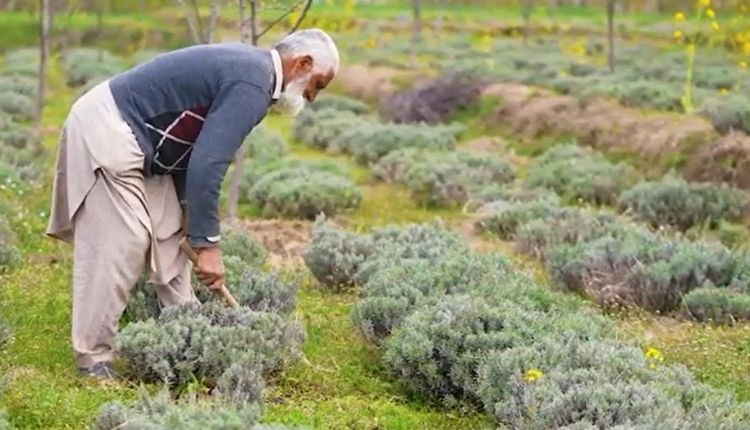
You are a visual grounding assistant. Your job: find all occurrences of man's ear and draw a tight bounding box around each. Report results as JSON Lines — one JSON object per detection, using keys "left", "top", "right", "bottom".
{"left": 295, "top": 55, "right": 313, "bottom": 74}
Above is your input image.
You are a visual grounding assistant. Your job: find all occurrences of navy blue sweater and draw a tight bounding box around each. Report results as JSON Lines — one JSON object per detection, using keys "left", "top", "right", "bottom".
{"left": 109, "top": 43, "right": 275, "bottom": 246}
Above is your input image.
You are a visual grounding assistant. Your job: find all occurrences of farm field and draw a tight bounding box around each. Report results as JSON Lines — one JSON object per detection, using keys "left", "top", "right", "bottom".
{"left": 1, "top": 1, "right": 750, "bottom": 429}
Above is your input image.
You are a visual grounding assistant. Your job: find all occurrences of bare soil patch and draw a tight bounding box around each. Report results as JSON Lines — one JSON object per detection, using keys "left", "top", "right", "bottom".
{"left": 334, "top": 65, "right": 416, "bottom": 100}
{"left": 237, "top": 219, "right": 312, "bottom": 267}
{"left": 482, "top": 82, "right": 750, "bottom": 189}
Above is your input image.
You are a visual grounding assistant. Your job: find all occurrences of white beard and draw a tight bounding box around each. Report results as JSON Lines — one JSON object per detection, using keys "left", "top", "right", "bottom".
{"left": 274, "top": 76, "right": 308, "bottom": 117}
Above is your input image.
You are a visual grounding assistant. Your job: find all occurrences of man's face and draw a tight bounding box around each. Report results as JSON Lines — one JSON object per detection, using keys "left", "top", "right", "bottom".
{"left": 274, "top": 55, "right": 335, "bottom": 117}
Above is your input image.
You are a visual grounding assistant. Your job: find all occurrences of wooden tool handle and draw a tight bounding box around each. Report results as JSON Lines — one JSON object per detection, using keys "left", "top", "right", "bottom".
{"left": 179, "top": 239, "right": 240, "bottom": 309}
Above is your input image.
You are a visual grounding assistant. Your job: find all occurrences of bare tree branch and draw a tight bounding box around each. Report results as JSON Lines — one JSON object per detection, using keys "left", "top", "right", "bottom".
{"left": 288, "top": 0, "right": 312, "bottom": 34}
{"left": 189, "top": 0, "right": 206, "bottom": 43}
{"left": 206, "top": 0, "right": 219, "bottom": 43}
{"left": 255, "top": 0, "right": 307, "bottom": 40}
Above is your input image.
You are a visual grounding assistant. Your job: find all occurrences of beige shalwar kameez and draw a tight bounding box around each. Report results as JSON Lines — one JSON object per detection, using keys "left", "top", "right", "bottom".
{"left": 47, "top": 80, "right": 197, "bottom": 368}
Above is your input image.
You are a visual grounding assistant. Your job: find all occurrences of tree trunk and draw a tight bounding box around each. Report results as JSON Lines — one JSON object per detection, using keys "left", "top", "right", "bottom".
{"left": 206, "top": 0, "right": 219, "bottom": 43}
{"left": 177, "top": 0, "right": 202, "bottom": 44}
{"left": 411, "top": 0, "right": 421, "bottom": 44}
{"left": 607, "top": 0, "right": 615, "bottom": 73}
{"left": 225, "top": 0, "right": 256, "bottom": 223}
{"left": 36, "top": 0, "right": 50, "bottom": 128}
{"left": 97, "top": 0, "right": 104, "bottom": 61}
{"left": 522, "top": 1, "right": 533, "bottom": 46}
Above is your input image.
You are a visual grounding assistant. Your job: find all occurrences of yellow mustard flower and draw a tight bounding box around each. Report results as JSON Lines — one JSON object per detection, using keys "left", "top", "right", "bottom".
{"left": 645, "top": 347, "right": 664, "bottom": 361}
{"left": 742, "top": 4, "right": 748, "bottom": 13}
{"left": 721, "top": 88, "right": 729, "bottom": 94}
{"left": 673, "top": 30, "right": 684, "bottom": 40}
{"left": 674, "top": 12, "right": 686, "bottom": 21}
{"left": 739, "top": 61, "right": 748, "bottom": 69}
{"left": 711, "top": 21, "right": 720, "bottom": 31}
{"left": 706, "top": 8, "right": 715, "bottom": 18}
{"left": 699, "top": 0, "right": 711, "bottom": 7}
{"left": 524, "top": 368, "right": 544, "bottom": 382}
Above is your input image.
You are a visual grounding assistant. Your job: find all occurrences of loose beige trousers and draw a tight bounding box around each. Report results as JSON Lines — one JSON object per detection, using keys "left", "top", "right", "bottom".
{"left": 47, "top": 80, "right": 197, "bottom": 368}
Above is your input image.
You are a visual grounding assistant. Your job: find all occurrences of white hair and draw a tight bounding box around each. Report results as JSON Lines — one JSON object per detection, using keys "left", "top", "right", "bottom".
{"left": 273, "top": 28, "right": 340, "bottom": 75}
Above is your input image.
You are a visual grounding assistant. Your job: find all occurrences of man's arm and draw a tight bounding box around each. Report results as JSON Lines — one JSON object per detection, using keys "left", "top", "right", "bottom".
{"left": 186, "top": 81, "right": 270, "bottom": 246}
{"left": 186, "top": 80, "right": 270, "bottom": 288}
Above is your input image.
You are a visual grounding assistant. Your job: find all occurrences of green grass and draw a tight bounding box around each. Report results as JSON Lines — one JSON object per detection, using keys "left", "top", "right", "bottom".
{"left": 263, "top": 281, "right": 490, "bottom": 429}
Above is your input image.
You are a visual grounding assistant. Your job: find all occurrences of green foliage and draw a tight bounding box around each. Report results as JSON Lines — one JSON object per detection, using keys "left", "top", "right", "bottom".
{"left": 64, "top": 48, "right": 124, "bottom": 87}
{"left": 526, "top": 144, "right": 636, "bottom": 205}
{"left": 116, "top": 302, "right": 304, "bottom": 387}
{"left": 684, "top": 287, "right": 750, "bottom": 323}
{"left": 242, "top": 157, "right": 348, "bottom": 197}
{"left": 0, "top": 318, "right": 9, "bottom": 351}
{"left": 619, "top": 175, "right": 749, "bottom": 231}
{"left": 247, "top": 167, "right": 361, "bottom": 219}
{"left": 130, "top": 50, "right": 164, "bottom": 66}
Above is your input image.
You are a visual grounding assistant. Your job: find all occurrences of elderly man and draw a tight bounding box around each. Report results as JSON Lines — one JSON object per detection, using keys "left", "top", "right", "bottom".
{"left": 47, "top": 29, "right": 339, "bottom": 379}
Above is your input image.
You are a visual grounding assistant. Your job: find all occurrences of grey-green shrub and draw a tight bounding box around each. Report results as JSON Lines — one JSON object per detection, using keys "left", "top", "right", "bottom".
{"left": 196, "top": 263, "right": 298, "bottom": 315}
{"left": 354, "top": 253, "right": 551, "bottom": 341}
{"left": 292, "top": 108, "right": 365, "bottom": 150}
{"left": 116, "top": 302, "right": 304, "bottom": 386}
{"left": 546, "top": 231, "right": 737, "bottom": 312}
{"left": 397, "top": 151, "right": 516, "bottom": 207}
{"left": 526, "top": 144, "right": 635, "bottom": 205}
{"left": 338, "top": 122, "right": 462, "bottom": 164}
{"left": 248, "top": 168, "right": 361, "bottom": 219}
{"left": 0, "top": 123, "right": 39, "bottom": 148}
{"left": 514, "top": 209, "right": 623, "bottom": 260}
{"left": 700, "top": 95, "right": 750, "bottom": 134}
{"left": 0, "top": 318, "right": 9, "bottom": 351}
{"left": 619, "top": 175, "right": 749, "bottom": 231}
{"left": 307, "top": 94, "right": 370, "bottom": 114}
{"left": 303, "top": 219, "right": 373, "bottom": 289}
{"left": 242, "top": 158, "right": 349, "bottom": 197}
{"left": 383, "top": 295, "right": 607, "bottom": 406}
{"left": 64, "top": 48, "right": 124, "bottom": 87}
{"left": 221, "top": 224, "right": 267, "bottom": 268}
{"left": 683, "top": 287, "right": 750, "bottom": 323}
{"left": 91, "top": 392, "right": 263, "bottom": 430}
{"left": 0, "top": 76, "right": 37, "bottom": 97}
{"left": 244, "top": 125, "right": 287, "bottom": 162}
{"left": 0, "top": 92, "right": 35, "bottom": 121}
{"left": 474, "top": 197, "right": 564, "bottom": 239}
{"left": 477, "top": 336, "right": 750, "bottom": 429}
{"left": 464, "top": 184, "right": 558, "bottom": 212}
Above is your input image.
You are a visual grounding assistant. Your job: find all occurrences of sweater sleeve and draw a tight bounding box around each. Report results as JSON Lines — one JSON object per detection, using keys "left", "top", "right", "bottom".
{"left": 186, "top": 81, "right": 270, "bottom": 247}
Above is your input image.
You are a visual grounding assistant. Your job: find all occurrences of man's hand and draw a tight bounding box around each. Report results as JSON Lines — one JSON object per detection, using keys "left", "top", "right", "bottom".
{"left": 193, "top": 245, "right": 224, "bottom": 290}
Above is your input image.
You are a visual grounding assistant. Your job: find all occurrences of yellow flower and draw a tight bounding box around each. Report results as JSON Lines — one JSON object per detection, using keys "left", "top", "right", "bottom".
{"left": 524, "top": 368, "right": 544, "bottom": 382}
{"left": 742, "top": 4, "right": 748, "bottom": 13}
{"left": 711, "top": 21, "right": 720, "bottom": 31}
{"left": 645, "top": 347, "right": 664, "bottom": 361}
{"left": 559, "top": 70, "right": 569, "bottom": 77}
{"left": 674, "top": 12, "right": 685, "bottom": 21}
{"left": 673, "top": 30, "right": 684, "bottom": 40}
{"left": 739, "top": 61, "right": 748, "bottom": 68}
{"left": 706, "top": 8, "right": 715, "bottom": 18}
{"left": 699, "top": 0, "right": 711, "bottom": 6}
